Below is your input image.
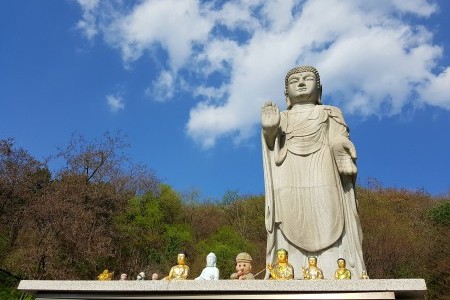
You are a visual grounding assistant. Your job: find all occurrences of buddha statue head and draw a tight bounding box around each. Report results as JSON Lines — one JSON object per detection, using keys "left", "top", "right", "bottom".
{"left": 285, "top": 65, "right": 322, "bottom": 109}
{"left": 177, "top": 252, "right": 187, "bottom": 265}
{"left": 337, "top": 258, "right": 346, "bottom": 268}
{"left": 276, "top": 248, "right": 289, "bottom": 263}
{"left": 308, "top": 256, "right": 318, "bottom": 267}
{"left": 206, "top": 252, "right": 217, "bottom": 267}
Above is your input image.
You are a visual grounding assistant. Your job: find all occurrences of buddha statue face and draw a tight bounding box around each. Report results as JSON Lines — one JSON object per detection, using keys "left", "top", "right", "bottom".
{"left": 308, "top": 256, "right": 317, "bottom": 267}
{"left": 337, "top": 258, "right": 346, "bottom": 268}
{"left": 206, "top": 253, "right": 216, "bottom": 267}
{"left": 276, "top": 249, "right": 288, "bottom": 263}
{"left": 287, "top": 71, "right": 318, "bottom": 105}
{"left": 285, "top": 66, "right": 322, "bottom": 108}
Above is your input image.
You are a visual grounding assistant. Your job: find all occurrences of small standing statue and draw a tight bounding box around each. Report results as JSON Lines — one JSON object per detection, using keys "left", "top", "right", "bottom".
{"left": 97, "top": 269, "right": 114, "bottom": 280}
{"left": 195, "top": 252, "right": 220, "bottom": 280}
{"left": 303, "top": 256, "right": 324, "bottom": 280}
{"left": 136, "top": 271, "right": 145, "bottom": 280}
{"left": 334, "top": 258, "right": 351, "bottom": 279}
{"left": 163, "top": 252, "right": 189, "bottom": 280}
{"left": 230, "top": 252, "right": 255, "bottom": 280}
{"left": 267, "top": 248, "right": 294, "bottom": 280}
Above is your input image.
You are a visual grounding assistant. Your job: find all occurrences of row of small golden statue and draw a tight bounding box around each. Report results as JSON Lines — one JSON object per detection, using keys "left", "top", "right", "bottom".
{"left": 97, "top": 249, "right": 369, "bottom": 281}
{"left": 267, "top": 249, "right": 369, "bottom": 280}
{"left": 97, "top": 270, "right": 159, "bottom": 281}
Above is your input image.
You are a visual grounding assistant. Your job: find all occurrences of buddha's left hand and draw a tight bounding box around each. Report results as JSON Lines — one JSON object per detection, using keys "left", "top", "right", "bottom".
{"left": 330, "top": 137, "right": 357, "bottom": 175}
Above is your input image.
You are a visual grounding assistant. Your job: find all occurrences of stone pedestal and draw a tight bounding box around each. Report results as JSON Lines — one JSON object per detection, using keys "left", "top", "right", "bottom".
{"left": 18, "top": 278, "right": 427, "bottom": 299}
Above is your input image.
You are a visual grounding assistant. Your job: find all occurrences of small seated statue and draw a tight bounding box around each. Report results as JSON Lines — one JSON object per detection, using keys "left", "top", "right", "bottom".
{"left": 97, "top": 269, "right": 114, "bottom": 280}
{"left": 267, "top": 248, "right": 294, "bottom": 280}
{"left": 151, "top": 273, "right": 159, "bottom": 280}
{"left": 361, "top": 270, "right": 370, "bottom": 279}
{"left": 303, "top": 256, "right": 324, "bottom": 280}
{"left": 163, "top": 252, "right": 189, "bottom": 280}
{"left": 195, "top": 252, "right": 220, "bottom": 280}
{"left": 334, "top": 258, "right": 351, "bottom": 279}
{"left": 230, "top": 252, "right": 255, "bottom": 280}
{"left": 119, "top": 273, "right": 127, "bottom": 280}
{"left": 136, "top": 271, "right": 145, "bottom": 280}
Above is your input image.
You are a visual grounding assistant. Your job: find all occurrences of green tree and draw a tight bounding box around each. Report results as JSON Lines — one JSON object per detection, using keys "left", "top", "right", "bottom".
{"left": 114, "top": 184, "right": 193, "bottom": 277}
{"left": 427, "top": 200, "right": 450, "bottom": 227}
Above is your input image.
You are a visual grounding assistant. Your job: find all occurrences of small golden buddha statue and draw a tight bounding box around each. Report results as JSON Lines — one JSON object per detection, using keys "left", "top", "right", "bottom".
{"left": 303, "top": 256, "right": 323, "bottom": 280}
{"left": 97, "top": 269, "right": 114, "bottom": 280}
{"left": 334, "top": 258, "right": 351, "bottom": 279}
{"left": 163, "top": 252, "right": 189, "bottom": 280}
{"left": 267, "top": 248, "right": 294, "bottom": 280}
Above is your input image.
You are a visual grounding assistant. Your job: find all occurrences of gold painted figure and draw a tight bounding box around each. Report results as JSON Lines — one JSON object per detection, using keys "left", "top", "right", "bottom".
{"left": 163, "top": 252, "right": 189, "bottom": 280}
{"left": 97, "top": 269, "right": 114, "bottom": 280}
{"left": 267, "top": 249, "right": 294, "bottom": 280}
{"left": 334, "top": 258, "right": 351, "bottom": 279}
{"left": 303, "top": 256, "right": 324, "bottom": 280}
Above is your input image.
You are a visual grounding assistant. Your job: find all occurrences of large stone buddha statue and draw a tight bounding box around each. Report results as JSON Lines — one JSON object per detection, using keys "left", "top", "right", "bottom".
{"left": 261, "top": 66, "right": 366, "bottom": 279}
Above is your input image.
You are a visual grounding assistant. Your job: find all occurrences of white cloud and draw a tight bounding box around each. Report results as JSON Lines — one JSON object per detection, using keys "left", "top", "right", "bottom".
{"left": 106, "top": 95, "right": 125, "bottom": 112}
{"left": 146, "top": 70, "right": 177, "bottom": 102}
{"left": 106, "top": 0, "right": 212, "bottom": 70}
{"left": 75, "top": 0, "right": 100, "bottom": 40}
{"left": 193, "top": 85, "right": 228, "bottom": 103}
{"left": 391, "top": 0, "right": 437, "bottom": 17}
{"left": 207, "top": 0, "right": 261, "bottom": 32}
{"left": 418, "top": 67, "right": 450, "bottom": 109}
{"left": 77, "top": 0, "right": 450, "bottom": 148}
{"left": 196, "top": 39, "right": 241, "bottom": 75}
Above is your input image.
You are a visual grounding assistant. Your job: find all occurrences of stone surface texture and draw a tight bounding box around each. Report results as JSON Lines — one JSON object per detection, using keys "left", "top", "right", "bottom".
{"left": 18, "top": 279, "right": 427, "bottom": 299}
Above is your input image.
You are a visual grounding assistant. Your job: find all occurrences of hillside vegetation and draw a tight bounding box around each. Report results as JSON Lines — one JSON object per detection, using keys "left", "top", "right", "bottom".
{"left": 1, "top": 135, "right": 448, "bottom": 299}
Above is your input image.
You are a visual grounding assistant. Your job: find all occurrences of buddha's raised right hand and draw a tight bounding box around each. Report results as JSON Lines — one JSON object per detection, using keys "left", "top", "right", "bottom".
{"left": 261, "top": 101, "right": 280, "bottom": 131}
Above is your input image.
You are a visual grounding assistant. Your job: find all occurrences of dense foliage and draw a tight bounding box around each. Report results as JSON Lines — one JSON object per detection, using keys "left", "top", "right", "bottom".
{"left": 0, "top": 136, "right": 448, "bottom": 299}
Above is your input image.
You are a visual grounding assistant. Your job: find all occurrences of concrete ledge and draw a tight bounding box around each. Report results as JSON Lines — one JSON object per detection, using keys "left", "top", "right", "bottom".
{"left": 18, "top": 278, "right": 427, "bottom": 299}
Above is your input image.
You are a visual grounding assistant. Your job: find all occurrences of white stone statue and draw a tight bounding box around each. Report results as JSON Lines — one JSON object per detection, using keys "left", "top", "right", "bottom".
{"left": 136, "top": 271, "right": 145, "bottom": 280}
{"left": 261, "top": 65, "right": 366, "bottom": 279}
{"left": 195, "top": 252, "right": 220, "bottom": 280}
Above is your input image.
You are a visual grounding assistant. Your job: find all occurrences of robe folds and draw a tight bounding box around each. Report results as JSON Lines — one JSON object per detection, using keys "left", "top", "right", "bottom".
{"left": 262, "top": 104, "right": 366, "bottom": 279}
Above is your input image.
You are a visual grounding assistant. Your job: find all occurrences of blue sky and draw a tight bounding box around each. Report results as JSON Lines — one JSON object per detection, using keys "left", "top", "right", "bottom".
{"left": 1, "top": 0, "right": 449, "bottom": 200}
